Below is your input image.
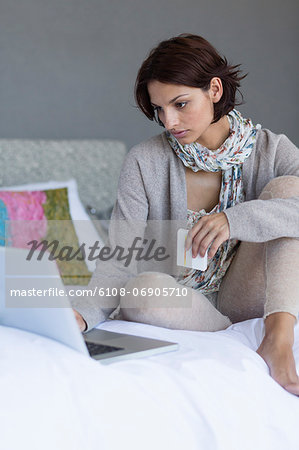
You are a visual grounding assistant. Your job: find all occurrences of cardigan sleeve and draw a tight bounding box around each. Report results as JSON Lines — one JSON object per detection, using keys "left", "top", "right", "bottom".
{"left": 224, "top": 133, "right": 299, "bottom": 242}
{"left": 71, "top": 150, "right": 149, "bottom": 331}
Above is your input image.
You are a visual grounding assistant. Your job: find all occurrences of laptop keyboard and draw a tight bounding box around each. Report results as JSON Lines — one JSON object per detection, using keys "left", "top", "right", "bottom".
{"left": 85, "top": 341, "right": 124, "bottom": 357}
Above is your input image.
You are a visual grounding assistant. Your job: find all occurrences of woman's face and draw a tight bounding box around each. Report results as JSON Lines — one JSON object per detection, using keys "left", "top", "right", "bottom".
{"left": 147, "top": 80, "right": 217, "bottom": 145}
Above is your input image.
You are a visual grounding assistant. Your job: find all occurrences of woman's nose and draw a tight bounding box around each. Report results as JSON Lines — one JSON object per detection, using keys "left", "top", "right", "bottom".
{"left": 162, "top": 110, "right": 179, "bottom": 130}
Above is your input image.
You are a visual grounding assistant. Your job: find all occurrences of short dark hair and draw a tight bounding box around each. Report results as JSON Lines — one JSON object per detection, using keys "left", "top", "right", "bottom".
{"left": 134, "top": 34, "right": 247, "bottom": 125}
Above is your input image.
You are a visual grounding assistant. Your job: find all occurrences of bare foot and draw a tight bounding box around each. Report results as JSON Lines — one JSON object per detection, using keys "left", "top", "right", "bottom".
{"left": 257, "top": 337, "right": 299, "bottom": 396}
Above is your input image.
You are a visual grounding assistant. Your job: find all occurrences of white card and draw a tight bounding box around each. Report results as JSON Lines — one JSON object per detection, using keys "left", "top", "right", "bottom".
{"left": 177, "top": 228, "right": 208, "bottom": 271}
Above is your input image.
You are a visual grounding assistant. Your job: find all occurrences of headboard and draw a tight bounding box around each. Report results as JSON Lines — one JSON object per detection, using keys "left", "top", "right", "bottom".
{"left": 0, "top": 139, "right": 127, "bottom": 212}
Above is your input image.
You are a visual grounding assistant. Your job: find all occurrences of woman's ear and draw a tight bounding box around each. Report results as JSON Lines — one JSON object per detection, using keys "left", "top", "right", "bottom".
{"left": 209, "top": 77, "right": 223, "bottom": 103}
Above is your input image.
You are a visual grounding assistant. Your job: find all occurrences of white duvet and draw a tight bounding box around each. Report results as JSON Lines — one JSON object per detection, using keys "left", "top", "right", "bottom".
{"left": 1, "top": 317, "right": 298, "bottom": 450}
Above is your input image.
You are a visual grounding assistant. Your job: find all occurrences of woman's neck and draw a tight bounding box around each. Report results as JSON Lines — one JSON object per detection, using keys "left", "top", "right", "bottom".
{"left": 196, "top": 116, "right": 231, "bottom": 151}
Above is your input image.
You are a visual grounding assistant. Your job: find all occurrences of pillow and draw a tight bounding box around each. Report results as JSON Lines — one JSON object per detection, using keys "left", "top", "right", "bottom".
{"left": 0, "top": 180, "right": 105, "bottom": 284}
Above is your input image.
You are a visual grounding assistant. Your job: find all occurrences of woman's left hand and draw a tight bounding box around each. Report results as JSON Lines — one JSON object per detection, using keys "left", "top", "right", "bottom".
{"left": 185, "top": 212, "right": 230, "bottom": 259}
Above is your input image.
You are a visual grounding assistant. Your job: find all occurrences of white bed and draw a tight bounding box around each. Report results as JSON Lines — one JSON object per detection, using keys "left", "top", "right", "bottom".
{"left": 1, "top": 316, "right": 298, "bottom": 450}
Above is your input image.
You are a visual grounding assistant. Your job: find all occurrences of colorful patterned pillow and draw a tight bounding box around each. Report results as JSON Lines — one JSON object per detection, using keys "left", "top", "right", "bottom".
{"left": 0, "top": 188, "right": 92, "bottom": 285}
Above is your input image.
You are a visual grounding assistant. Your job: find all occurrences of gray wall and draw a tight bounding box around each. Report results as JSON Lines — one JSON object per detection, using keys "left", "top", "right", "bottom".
{"left": 0, "top": 0, "right": 298, "bottom": 150}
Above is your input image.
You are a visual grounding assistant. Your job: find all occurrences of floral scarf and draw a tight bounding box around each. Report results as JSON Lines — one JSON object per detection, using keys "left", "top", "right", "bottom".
{"left": 166, "top": 109, "right": 261, "bottom": 211}
{"left": 167, "top": 109, "right": 261, "bottom": 294}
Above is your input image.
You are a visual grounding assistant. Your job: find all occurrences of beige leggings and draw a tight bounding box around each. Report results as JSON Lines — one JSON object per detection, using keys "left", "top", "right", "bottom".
{"left": 120, "top": 176, "right": 299, "bottom": 331}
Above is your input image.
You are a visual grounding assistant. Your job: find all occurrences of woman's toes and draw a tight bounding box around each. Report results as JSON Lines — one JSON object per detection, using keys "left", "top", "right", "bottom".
{"left": 256, "top": 339, "right": 299, "bottom": 396}
{"left": 284, "top": 383, "right": 299, "bottom": 396}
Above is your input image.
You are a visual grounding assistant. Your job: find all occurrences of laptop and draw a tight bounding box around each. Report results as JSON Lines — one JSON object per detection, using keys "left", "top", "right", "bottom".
{"left": 0, "top": 247, "right": 178, "bottom": 363}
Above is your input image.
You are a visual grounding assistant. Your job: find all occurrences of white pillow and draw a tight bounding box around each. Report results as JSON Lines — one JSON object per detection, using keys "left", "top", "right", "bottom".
{"left": 0, "top": 179, "right": 104, "bottom": 272}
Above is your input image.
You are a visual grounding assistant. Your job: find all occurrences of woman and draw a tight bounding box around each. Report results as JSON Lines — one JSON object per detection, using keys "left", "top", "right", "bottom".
{"left": 74, "top": 34, "right": 299, "bottom": 395}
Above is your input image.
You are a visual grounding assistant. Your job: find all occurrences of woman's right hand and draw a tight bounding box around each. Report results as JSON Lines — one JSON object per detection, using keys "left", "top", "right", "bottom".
{"left": 73, "top": 309, "right": 87, "bottom": 332}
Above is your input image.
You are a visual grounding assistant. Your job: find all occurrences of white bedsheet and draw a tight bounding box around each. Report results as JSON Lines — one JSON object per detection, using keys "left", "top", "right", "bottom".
{"left": 1, "top": 318, "right": 298, "bottom": 450}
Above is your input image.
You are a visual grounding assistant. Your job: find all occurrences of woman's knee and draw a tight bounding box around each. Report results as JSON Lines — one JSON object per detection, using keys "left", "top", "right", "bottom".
{"left": 120, "top": 271, "right": 175, "bottom": 310}
{"left": 126, "top": 271, "right": 174, "bottom": 291}
{"left": 259, "top": 175, "right": 299, "bottom": 200}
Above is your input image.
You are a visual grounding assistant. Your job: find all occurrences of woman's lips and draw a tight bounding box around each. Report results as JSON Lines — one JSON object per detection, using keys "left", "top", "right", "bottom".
{"left": 171, "top": 130, "right": 188, "bottom": 138}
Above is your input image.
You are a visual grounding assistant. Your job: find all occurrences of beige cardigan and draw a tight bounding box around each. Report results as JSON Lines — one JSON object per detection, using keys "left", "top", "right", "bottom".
{"left": 72, "top": 128, "right": 299, "bottom": 330}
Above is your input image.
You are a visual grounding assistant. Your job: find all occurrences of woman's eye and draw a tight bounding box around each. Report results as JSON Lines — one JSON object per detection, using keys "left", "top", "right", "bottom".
{"left": 176, "top": 102, "right": 187, "bottom": 109}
